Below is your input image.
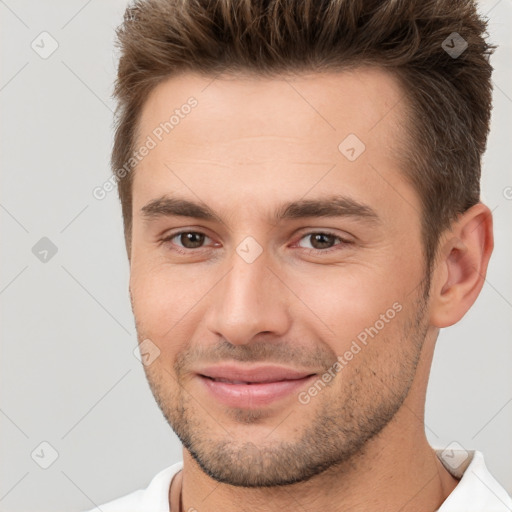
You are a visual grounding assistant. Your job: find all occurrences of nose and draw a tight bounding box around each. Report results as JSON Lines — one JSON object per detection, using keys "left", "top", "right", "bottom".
{"left": 204, "top": 248, "right": 291, "bottom": 346}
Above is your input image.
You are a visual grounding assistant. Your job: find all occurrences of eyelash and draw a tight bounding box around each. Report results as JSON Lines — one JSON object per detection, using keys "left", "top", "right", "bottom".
{"left": 161, "top": 230, "right": 352, "bottom": 256}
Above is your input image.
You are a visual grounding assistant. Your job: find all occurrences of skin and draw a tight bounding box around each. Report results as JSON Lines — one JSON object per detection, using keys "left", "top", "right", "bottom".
{"left": 128, "top": 68, "right": 493, "bottom": 512}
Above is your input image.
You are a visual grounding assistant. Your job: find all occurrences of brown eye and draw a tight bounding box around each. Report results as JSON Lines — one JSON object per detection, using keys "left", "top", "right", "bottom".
{"left": 162, "top": 231, "right": 212, "bottom": 252}
{"left": 308, "top": 233, "right": 337, "bottom": 250}
{"left": 176, "top": 232, "right": 206, "bottom": 249}
{"left": 298, "top": 232, "right": 342, "bottom": 251}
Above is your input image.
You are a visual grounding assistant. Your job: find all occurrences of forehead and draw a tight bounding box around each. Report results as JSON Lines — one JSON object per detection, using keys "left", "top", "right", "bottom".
{"left": 137, "top": 66, "right": 406, "bottom": 150}
{"left": 132, "top": 67, "right": 414, "bottom": 221}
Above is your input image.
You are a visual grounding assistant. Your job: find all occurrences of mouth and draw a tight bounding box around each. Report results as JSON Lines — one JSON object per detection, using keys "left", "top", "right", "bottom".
{"left": 201, "top": 375, "right": 312, "bottom": 384}
{"left": 195, "top": 364, "right": 318, "bottom": 407}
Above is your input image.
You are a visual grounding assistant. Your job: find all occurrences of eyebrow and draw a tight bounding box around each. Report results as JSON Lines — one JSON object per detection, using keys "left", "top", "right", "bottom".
{"left": 140, "top": 195, "right": 380, "bottom": 225}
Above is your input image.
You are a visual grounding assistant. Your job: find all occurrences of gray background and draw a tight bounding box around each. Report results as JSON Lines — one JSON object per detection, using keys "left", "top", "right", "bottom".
{"left": 0, "top": 1, "right": 511, "bottom": 511}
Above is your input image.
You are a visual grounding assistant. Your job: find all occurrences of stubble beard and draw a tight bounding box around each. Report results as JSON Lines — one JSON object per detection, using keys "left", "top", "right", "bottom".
{"left": 141, "top": 291, "right": 430, "bottom": 487}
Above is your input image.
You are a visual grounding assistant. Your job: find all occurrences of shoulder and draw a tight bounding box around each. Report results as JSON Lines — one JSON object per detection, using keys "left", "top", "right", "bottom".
{"left": 435, "top": 449, "right": 512, "bottom": 511}
{"left": 82, "top": 461, "right": 183, "bottom": 512}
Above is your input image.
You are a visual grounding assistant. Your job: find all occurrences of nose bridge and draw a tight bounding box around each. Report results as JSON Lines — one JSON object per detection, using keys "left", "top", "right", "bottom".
{"left": 206, "top": 245, "right": 290, "bottom": 345}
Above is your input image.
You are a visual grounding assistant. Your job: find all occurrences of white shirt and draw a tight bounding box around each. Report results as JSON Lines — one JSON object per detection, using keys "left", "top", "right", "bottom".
{"left": 84, "top": 449, "right": 512, "bottom": 512}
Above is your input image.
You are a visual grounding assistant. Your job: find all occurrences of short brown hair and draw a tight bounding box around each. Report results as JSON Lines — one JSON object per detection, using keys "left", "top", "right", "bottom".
{"left": 111, "top": 0, "right": 495, "bottom": 272}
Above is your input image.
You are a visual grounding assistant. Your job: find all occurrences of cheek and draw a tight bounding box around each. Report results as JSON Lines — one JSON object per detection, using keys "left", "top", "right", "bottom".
{"left": 130, "top": 261, "right": 213, "bottom": 344}
{"left": 293, "top": 263, "right": 411, "bottom": 354}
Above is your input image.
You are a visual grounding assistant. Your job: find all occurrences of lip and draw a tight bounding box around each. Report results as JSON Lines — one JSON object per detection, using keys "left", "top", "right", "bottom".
{"left": 196, "top": 364, "right": 317, "bottom": 408}
{"left": 198, "top": 364, "right": 315, "bottom": 383}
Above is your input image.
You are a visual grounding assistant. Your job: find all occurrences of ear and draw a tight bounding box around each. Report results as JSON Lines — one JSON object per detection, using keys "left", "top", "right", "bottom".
{"left": 429, "top": 203, "right": 494, "bottom": 328}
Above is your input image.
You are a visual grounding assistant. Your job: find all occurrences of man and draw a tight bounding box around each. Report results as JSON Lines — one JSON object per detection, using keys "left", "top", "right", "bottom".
{"left": 86, "top": 0, "right": 512, "bottom": 510}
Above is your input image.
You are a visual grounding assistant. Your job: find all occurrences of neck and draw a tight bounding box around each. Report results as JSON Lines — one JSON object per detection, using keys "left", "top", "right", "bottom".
{"left": 175, "top": 420, "right": 459, "bottom": 512}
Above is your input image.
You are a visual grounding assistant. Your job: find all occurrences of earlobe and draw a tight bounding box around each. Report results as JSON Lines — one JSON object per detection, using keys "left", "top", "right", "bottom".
{"left": 429, "top": 203, "right": 494, "bottom": 328}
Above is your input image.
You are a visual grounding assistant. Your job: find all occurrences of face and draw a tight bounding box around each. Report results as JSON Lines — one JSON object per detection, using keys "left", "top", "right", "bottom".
{"left": 129, "top": 68, "right": 431, "bottom": 487}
